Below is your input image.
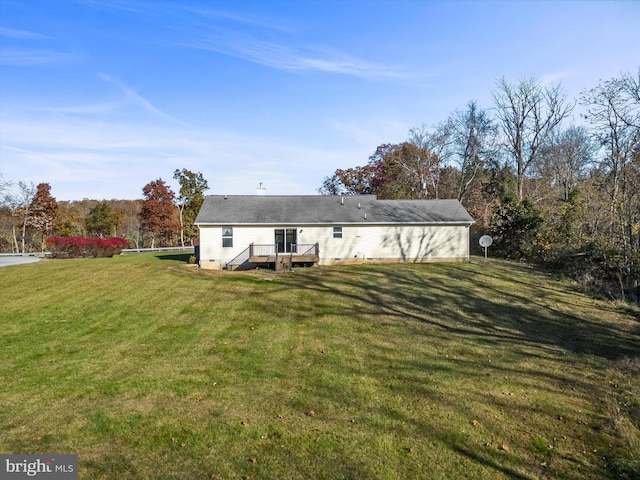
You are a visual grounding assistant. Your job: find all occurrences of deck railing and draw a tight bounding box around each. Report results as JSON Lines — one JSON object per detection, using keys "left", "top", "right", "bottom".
{"left": 249, "top": 243, "right": 319, "bottom": 257}
{"left": 225, "top": 245, "right": 251, "bottom": 269}
{"left": 294, "top": 243, "right": 319, "bottom": 256}
{"left": 249, "top": 244, "right": 277, "bottom": 257}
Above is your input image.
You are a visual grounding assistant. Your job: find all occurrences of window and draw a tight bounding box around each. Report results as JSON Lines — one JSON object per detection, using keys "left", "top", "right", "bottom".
{"left": 222, "top": 226, "right": 233, "bottom": 247}
{"left": 333, "top": 226, "right": 343, "bottom": 239}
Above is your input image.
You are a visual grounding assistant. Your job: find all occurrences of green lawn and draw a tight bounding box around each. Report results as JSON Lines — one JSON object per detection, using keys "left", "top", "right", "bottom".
{"left": 1, "top": 254, "right": 638, "bottom": 479}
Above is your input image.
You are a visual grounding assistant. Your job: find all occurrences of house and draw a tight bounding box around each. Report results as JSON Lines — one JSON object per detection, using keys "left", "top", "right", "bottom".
{"left": 194, "top": 194, "right": 475, "bottom": 270}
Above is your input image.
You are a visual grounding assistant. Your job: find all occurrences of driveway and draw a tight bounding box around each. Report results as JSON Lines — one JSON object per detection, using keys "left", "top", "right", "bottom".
{"left": 0, "top": 256, "right": 42, "bottom": 267}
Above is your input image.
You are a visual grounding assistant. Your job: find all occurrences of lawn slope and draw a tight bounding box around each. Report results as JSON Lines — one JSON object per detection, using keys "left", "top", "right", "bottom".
{"left": 1, "top": 254, "right": 638, "bottom": 479}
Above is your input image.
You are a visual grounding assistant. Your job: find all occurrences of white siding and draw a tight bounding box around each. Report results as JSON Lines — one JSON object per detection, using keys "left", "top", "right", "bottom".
{"left": 198, "top": 223, "right": 469, "bottom": 269}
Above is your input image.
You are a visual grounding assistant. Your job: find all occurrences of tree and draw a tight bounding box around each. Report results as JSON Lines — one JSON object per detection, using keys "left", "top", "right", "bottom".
{"left": 490, "top": 192, "right": 544, "bottom": 260}
{"left": 139, "top": 179, "right": 180, "bottom": 248}
{"left": 53, "top": 207, "right": 81, "bottom": 237}
{"left": 581, "top": 69, "right": 640, "bottom": 301}
{"left": 173, "top": 169, "right": 209, "bottom": 247}
{"left": 371, "top": 143, "right": 420, "bottom": 199}
{"left": 318, "top": 174, "right": 346, "bottom": 195}
{"left": 3, "top": 181, "right": 37, "bottom": 253}
{"left": 446, "top": 100, "right": 499, "bottom": 202}
{"left": 0, "top": 178, "right": 13, "bottom": 252}
{"left": 536, "top": 126, "right": 594, "bottom": 202}
{"left": 27, "top": 183, "right": 58, "bottom": 251}
{"left": 117, "top": 200, "right": 143, "bottom": 249}
{"left": 493, "top": 76, "right": 574, "bottom": 200}
{"left": 86, "top": 201, "right": 119, "bottom": 237}
{"left": 401, "top": 124, "right": 449, "bottom": 199}
{"left": 318, "top": 163, "right": 381, "bottom": 196}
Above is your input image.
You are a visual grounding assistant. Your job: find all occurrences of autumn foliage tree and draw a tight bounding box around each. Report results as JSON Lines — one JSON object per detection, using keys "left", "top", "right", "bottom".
{"left": 139, "top": 179, "right": 180, "bottom": 247}
{"left": 27, "top": 183, "right": 58, "bottom": 251}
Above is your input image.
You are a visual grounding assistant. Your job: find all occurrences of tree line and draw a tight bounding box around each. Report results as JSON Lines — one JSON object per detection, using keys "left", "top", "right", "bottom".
{"left": 0, "top": 169, "right": 208, "bottom": 253}
{"left": 319, "top": 70, "right": 639, "bottom": 303}
{"left": 1, "top": 71, "right": 637, "bottom": 301}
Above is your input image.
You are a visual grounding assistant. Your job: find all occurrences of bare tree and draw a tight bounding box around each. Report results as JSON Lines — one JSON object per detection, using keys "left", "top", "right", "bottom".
{"left": 618, "top": 68, "right": 640, "bottom": 128}
{"left": 581, "top": 70, "right": 640, "bottom": 300}
{"left": 537, "top": 126, "right": 594, "bottom": 201}
{"left": 2, "top": 181, "right": 37, "bottom": 253}
{"left": 493, "top": 76, "right": 574, "bottom": 200}
{"left": 392, "top": 123, "right": 453, "bottom": 199}
{"left": 581, "top": 70, "right": 639, "bottom": 208}
{"left": 447, "top": 100, "right": 499, "bottom": 201}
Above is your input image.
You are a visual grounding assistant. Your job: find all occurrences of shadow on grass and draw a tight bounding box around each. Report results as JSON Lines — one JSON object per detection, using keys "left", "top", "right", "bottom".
{"left": 267, "top": 262, "right": 639, "bottom": 479}
{"left": 154, "top": 253, "right": 192, "bottom": 263}
{"left": 289, "top": 262, "right": 639, "bottom": 361}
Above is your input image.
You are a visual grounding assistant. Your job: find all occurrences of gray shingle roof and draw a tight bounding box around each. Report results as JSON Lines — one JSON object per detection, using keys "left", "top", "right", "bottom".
{"left": 195, "top": 195, "right": 474, "bottom": 225}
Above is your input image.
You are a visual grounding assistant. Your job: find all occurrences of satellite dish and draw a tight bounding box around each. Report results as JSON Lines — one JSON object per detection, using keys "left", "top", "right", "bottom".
{"left": 479, "top": 235, "right": 493, "bottom": 248}
{"left": 479, "top": 235, "right": 493, "bottom": 259}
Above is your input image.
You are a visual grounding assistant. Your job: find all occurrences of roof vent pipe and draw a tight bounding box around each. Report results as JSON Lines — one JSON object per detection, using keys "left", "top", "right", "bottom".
{"left": 364, "top": 213, "right": 367, "bottom": 220}
{"left": 341, "top": 196, "right": 344, "bottom": 205}
{"left": 358, "top": 202, "right": 361, "bottom": 209}
{"left": 224, "top": 194, "right": 227, "bottom": 199}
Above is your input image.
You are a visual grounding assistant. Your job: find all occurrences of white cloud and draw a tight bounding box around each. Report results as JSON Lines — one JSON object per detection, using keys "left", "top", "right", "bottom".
{"left": 539, "top": 70, "right": 578, "bottom": 86}
{"left": 330, "top": 118, "right": 411, "bottom": 150}
{"left": 182, "top": 6, "right": 294, "bottom": 33}
{"left": 27, "top": 102, "right": 122, "bottom": 116}
{"left": 0, "top": 27, "right": 52, "bottom": 40}
{"left": 97, "top": 73, "right": 187, "bottom": 125}
{"left": 0, "top": 49, "right": 78, "bottom": 66}
{"left": 183, "top": 31, "right": 412, "bottom": 81}
{"left": 0, "top": 113, "right": 358, "bottom": 199}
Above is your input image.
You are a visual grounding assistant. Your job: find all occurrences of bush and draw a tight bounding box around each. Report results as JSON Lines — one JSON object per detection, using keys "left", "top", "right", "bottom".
{"left": 489, "top": 193, "right": 544, "bottom": 261}
{"left": 544, "top": 241, "right": 640, "bottom": 302}
{"left": 46, "top": 236, "right": 129, "bottom": 258}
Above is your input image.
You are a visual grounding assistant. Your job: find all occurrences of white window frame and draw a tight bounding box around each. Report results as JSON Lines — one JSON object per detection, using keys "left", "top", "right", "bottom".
{"left": 222, "top": 226, "right": 233, "bottom": 247}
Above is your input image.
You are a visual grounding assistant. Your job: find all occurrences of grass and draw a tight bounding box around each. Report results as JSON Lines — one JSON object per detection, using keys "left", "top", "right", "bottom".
{"left": 0, "top": 253, "right": 638, "bottom": 479}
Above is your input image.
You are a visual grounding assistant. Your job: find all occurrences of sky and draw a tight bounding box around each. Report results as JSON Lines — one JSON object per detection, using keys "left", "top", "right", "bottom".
{"left": 1, "top": 0, "right": 639, "bottom": 201}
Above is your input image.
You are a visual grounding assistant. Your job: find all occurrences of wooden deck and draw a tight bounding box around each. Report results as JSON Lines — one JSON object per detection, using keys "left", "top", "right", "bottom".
{"left": 248, "top": 243, "right": 320, "bottom": 271}
{"left": 226, "top": 243, "right": 320, "bottom": 271}
{"left": 249, "top": 254, "right": 319, "bottom": 271}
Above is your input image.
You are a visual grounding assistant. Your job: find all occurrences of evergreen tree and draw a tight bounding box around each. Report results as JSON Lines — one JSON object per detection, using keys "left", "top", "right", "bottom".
{"left": 86, "top": 201, "right": 119, "bottom": 237}
{"left": 489, "top": 193, "right": 544, "bottom": 260}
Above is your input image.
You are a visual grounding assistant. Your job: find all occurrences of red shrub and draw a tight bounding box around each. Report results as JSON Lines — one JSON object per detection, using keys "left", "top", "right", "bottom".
{"left": 46, "top": 236, "right": 129, "bottom": 258}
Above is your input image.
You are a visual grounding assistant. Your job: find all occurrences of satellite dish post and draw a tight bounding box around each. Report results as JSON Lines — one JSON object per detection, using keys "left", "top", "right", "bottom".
{"left": 479, "top": 235, "right": 493, "bottom": 259}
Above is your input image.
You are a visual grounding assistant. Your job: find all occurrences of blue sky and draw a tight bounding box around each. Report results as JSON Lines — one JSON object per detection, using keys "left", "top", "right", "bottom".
{"left": 1, "top": 0, "right": 639, "bottom": 201}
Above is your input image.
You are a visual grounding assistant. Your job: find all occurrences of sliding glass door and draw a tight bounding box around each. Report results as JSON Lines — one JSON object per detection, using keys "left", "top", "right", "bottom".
{"left": 275, "top": 228, "right": 297, "bottom": 253}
